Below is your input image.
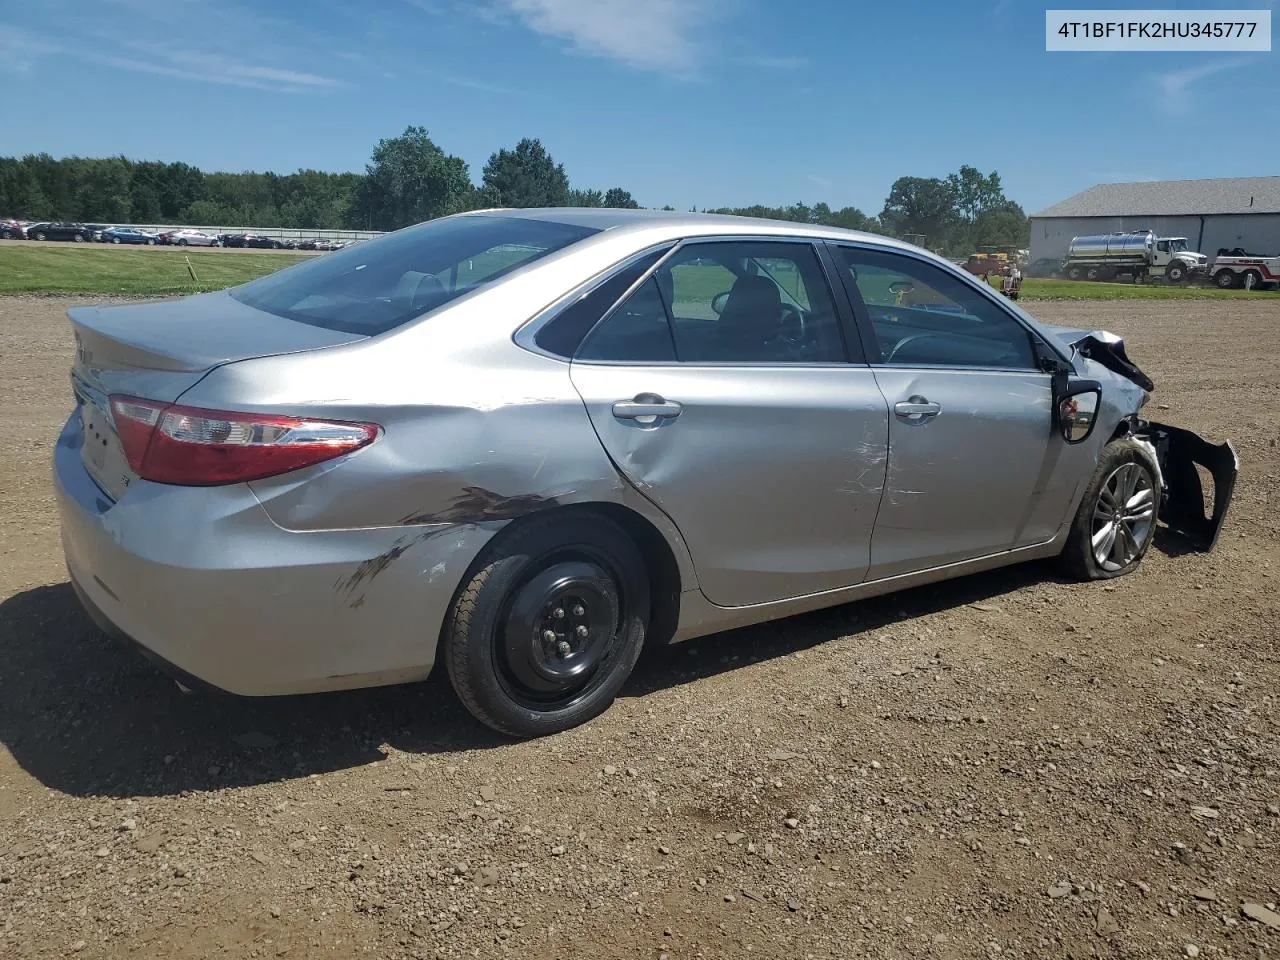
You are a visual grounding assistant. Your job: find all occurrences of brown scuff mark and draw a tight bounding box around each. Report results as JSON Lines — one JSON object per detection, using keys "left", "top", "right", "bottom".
{"left": 399, "top": 485, "right": 558, "bottom": 526}
{"left": 335, "top": 530, "right": 434, "bottom": 608}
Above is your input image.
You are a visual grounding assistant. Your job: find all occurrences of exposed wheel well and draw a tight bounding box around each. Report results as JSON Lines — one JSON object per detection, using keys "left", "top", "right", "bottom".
{"left": 470, "top": 502, "right": 683, "bottom": 649}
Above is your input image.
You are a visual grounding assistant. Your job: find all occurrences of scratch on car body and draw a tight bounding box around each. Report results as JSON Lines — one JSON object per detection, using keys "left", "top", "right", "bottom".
{"left": 399, "top": 486, "right": 559, "bottom": 526}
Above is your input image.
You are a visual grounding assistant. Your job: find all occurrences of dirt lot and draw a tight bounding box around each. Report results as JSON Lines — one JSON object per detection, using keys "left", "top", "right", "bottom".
{"left": 1, "top": 296, "right": 1277, "bottom": 960}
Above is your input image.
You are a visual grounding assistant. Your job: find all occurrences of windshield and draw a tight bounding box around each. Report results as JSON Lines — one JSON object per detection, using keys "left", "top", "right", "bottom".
{"left": 1167, "top": 238, "right": 1188, "bottom": 253}
{"left": 230, "top": 215, "right": 600, "bottom": 335}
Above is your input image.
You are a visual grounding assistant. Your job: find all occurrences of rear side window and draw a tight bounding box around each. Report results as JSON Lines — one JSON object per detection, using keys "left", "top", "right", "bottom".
{"left": 230, "top": 215, "right": 599, "bottom": 336}
{"left": 532, "top": 246, "right": 671, "bottom": 358}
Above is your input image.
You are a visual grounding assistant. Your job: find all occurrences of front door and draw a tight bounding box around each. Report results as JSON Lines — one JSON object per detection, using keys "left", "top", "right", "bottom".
{"left": 829, "top": 243, "right": 1061, "bottom": 580}
{"left": 569, "top": 239, "right": 889, "bottom": 608}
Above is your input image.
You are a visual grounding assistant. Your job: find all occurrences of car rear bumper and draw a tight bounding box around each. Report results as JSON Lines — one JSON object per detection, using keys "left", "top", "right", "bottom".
{"left": 53, "top": 412, "right": 497, "bottom": 696}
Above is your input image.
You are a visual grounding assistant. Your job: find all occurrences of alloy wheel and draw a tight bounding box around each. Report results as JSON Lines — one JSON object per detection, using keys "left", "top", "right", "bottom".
{"left": 1091, "top": 462, "right": 1156, "bottom": 572}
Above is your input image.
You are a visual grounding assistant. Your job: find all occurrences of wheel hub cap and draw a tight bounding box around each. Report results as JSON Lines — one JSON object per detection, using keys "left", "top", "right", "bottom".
{"left": 501, "top": 561, "right": 620, "bottom": 700}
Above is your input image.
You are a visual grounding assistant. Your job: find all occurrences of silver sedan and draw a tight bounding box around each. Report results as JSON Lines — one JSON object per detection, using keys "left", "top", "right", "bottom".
{"left": 54, "top": 209, "right": 1238, "bottom": 737}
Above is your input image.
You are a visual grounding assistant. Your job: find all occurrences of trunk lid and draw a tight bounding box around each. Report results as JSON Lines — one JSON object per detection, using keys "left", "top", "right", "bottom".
{"left": 67, "top": 290, "right": 367, "bottom": 501}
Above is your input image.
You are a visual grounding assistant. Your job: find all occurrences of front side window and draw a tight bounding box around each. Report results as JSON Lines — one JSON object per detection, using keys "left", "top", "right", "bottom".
{"left": 835, "top": 246, "right": 1036, "bottom": 369}
{"left": 230, "top": 215, "right": 599, "bottom": 335}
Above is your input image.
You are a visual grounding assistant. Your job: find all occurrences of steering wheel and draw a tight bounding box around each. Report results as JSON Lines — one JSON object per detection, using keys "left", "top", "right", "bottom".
{"left": 885, "top": 332, "right": 947, "bottom": 364}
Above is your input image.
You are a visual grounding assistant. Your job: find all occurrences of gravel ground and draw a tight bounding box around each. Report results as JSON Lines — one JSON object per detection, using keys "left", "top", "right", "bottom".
{"left": 0, "top": 295, "right": 1277, "bottom": 960}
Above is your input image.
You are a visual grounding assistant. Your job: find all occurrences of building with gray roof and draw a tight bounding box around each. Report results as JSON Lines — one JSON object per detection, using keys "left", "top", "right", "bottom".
{"left": 1029, "top": 176, "right": 1280, "bottom": 263}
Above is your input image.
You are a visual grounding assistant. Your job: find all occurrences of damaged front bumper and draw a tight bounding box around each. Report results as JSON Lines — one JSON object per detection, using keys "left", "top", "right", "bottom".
{"left": 1138, "top": 421, "right": 1239, "bottom": 552}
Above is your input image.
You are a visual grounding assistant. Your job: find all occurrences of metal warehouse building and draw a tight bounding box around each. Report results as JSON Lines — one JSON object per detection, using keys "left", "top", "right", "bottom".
{"left": 1029, "top": 176, "right": 1280, "bottom": 262}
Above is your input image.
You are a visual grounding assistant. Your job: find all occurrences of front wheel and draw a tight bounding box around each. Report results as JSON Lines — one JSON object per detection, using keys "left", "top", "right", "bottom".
{"left": 1166, "top": 262, "right": 1187, "bottom": 283}
{"left": 443, "top": 511, "right": 650, "bottom": 737}
{"left": 111, "top": 237, "right": 120, "bottom": 244}
{"left": 146, "top": 239, "right": 155, "bottom": 246}
{"left": 1059, "top": 438, "right": 1160, "bottom": 581}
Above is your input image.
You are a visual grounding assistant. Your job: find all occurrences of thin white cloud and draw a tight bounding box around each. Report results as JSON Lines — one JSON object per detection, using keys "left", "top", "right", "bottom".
{"left": 89, "top": 51, "right": 338, "bottom": 92}
{"left": 807, "top": 173, "right": 832, "bottom": 189}
{"left": 0, "top": 23, "right": 64, "bottom": 72}
{"left": 498, "top": 0, "right": 723, "bottom": 76}
{"left": 1154, "top": 58, "right": 1252, "bottom": 115}
{"left": 1156, "top": 58, "right": 1249, "bottom": 96}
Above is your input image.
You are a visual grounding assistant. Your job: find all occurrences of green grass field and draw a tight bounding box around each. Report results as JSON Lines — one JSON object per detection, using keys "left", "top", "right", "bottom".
{"left": 2, "top": 243, "right": 1276, "bottom": 302}
{"left": 0, "top": 246, "right": 312, "bottom": 295}
{"left": 982, "top": 276, "right": 1277, "bottom": 301}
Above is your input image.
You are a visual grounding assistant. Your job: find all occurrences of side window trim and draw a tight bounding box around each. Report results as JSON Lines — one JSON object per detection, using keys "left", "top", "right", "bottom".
{"left": 824, "top": 240, "right": 1058, "bottom": 372}
{"left": 513, "top": 241, "right": 677, "bottom": 360}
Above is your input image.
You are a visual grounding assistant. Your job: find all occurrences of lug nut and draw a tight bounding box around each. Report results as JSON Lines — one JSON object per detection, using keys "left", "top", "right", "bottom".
{"left": 556, "top": 640, "right": 572, "bottom": 658}
{"left": 543, "top": 629, "right": 557, "bottom": 643}
{"left": 572, "top": 605, "right": 585, "bottom": 617}
{"left": 552, "top": 607, "right": 565, "bottom": 619}
{"left": 575, "top": 625, "right": 589, "bottom": 638}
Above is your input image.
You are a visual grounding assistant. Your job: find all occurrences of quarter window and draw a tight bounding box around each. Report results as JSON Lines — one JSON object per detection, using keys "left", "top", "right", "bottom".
{"left": 834, "top": 246, "right": 1036, "bottom": 369}
{"left": 576, "top": 277, "right": 677, "bottom": 363}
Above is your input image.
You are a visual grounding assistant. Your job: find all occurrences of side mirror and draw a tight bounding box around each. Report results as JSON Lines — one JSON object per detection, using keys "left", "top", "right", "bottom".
{"left": 1056, "top": 380, "right": 1101, "bottom": 444}
{"left": 711, "top": 291, "right": 730, "bottom": 316}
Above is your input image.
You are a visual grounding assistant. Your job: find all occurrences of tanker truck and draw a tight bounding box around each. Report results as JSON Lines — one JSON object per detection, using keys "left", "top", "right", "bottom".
{"left": 1062, "top": 230, "right": 1208, "bottom": 283}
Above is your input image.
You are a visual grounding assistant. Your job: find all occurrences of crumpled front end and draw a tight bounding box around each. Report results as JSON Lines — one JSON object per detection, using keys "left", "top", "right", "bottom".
{"left": 1056, "top": 326, "right": 1240, "bottom": 553}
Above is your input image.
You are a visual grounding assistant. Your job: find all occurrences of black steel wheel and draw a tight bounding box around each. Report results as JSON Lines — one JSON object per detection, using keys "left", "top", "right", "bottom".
{"left": 443, "top": 511, "right": 651, "bottom": 737}
{"left": 1166, "top": 262, "right": 1187, "bottom": 283}
{"left": 1214, "top": 269, "right": 1238, "bottom": 289}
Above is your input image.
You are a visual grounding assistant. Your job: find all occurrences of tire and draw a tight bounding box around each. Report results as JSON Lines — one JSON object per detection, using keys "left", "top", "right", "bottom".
{"left": 1166, "top": 262, "right": 1187, "bottom": 283}
{"left": 1058, "top": 437, "right": 1160, "bottom": 581}
{"left": 1214, "top": 269, "right": 1239, "bottom": 289}
{"left": 272, "top": 241, "right": 282, "bottom": 249}
{"left": 1242, "top": 270, "right": 1264, "bottom": 290}
{"left": 1066, "top": 265, "right": 1084, "bottom": 280}
{"left": 443, "top": 511, "right": 651, "bottom": 737}
{"left": 1085, "top": 266, "right": 1101, "bottom": 281}
{"left": 178, "top": 239, "right": 188, "bottom": 246}
{"left": 34, "top": 231, "right": 47, "bottom": 241}
{"left": 73, "top": 234, "right": 84, "bottom": 243}
{"left": 146, "top": 239, "right": 155, "bottom": 246}
{"left": 111, "top": 238, "right": 120, "bottom": 244}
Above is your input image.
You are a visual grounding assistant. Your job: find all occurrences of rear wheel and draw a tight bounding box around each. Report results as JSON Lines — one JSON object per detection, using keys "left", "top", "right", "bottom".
{"left": 73, "top": 234, "right": 84, "bottom": 243}
{"left": 443, "top": 512, "right": 650, "bottom": 737}
{"left": 1059, "top": 438, "right": 1159, "bottom": 581}
{"left": 1214, "top": 269, "right": 1239, "bottom": 289}
{"left": 1066, "top": 265, "right": 1084, "bottom": 280}
{"left": 111, "top": 237, "right": 121, "bottom": 244}
{"left": 34, "top": 231, "right": 47, "bottom": 241}
{"left": 178, "top": 238, "right": 188, "bottom": 246}
{"left": 146, "top": 239, "right": 155, "bottom": 246}
{"left": 1242, "top": 270, "right": 1264, "bottom": 290}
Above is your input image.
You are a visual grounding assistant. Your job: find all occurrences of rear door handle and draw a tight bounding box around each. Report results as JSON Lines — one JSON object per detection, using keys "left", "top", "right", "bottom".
{"left": 894, "top": 396, "right": 941, "bottom": 420}
{"left": 612, "top": 397, "right": 683, "bottom": 422}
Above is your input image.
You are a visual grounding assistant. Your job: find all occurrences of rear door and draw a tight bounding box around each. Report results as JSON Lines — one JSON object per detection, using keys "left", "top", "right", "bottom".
{"left": 569, "top": 238, "right": 889, "bottom": 608}
{"left": 828, "top": 242, "right": 1072, "bottom": 580}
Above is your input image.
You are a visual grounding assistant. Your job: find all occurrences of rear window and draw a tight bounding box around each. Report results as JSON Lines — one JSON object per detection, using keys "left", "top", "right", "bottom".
{"left": 229, "top": 215, "right": 600, "bottom": 335}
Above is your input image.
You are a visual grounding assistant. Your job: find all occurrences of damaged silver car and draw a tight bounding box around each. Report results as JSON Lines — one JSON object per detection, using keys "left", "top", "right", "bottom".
{"left": 53, "top": 209, "right": 1238, "bottom": 737}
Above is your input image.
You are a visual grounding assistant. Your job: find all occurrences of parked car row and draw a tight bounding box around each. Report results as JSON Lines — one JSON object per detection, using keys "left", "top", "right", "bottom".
{"left": 1, "top": 217, "right": 364, "bottom": 251}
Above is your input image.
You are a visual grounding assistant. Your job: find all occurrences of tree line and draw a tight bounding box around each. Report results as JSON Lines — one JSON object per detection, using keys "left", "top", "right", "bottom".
{"left": 0, "top": 126, "right": 1028, "bottom": 254}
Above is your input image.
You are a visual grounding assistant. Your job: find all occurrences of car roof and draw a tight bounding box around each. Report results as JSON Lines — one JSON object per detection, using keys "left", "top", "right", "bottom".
{"left": 455, "top": 206, "right": 923, "bottom": 252}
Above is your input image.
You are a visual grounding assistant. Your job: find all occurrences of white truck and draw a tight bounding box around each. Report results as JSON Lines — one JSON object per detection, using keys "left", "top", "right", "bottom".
{"left": 1209, "top": 249, "right": 1280, "bottom": 290}
{"left": 1062, "top": 230, "right": 1208, "bottom": 283}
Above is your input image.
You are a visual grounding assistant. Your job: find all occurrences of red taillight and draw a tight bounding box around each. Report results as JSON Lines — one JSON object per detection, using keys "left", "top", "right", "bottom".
{"left": 108, "top": 395, "right": 379, "bottom": 486}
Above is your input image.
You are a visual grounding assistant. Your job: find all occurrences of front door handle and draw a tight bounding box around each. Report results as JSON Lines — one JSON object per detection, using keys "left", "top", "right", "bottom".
{"left": 894, "top": 396, "right": 941, "bottom": 421}
{"left": 612, "top": 396, "right": 683, "bottom": 422}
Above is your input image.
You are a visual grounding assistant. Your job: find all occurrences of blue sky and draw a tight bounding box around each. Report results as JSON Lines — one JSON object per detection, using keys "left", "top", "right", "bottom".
{"left": 0, "top": 0, "right": 1276, "bottom": 216}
